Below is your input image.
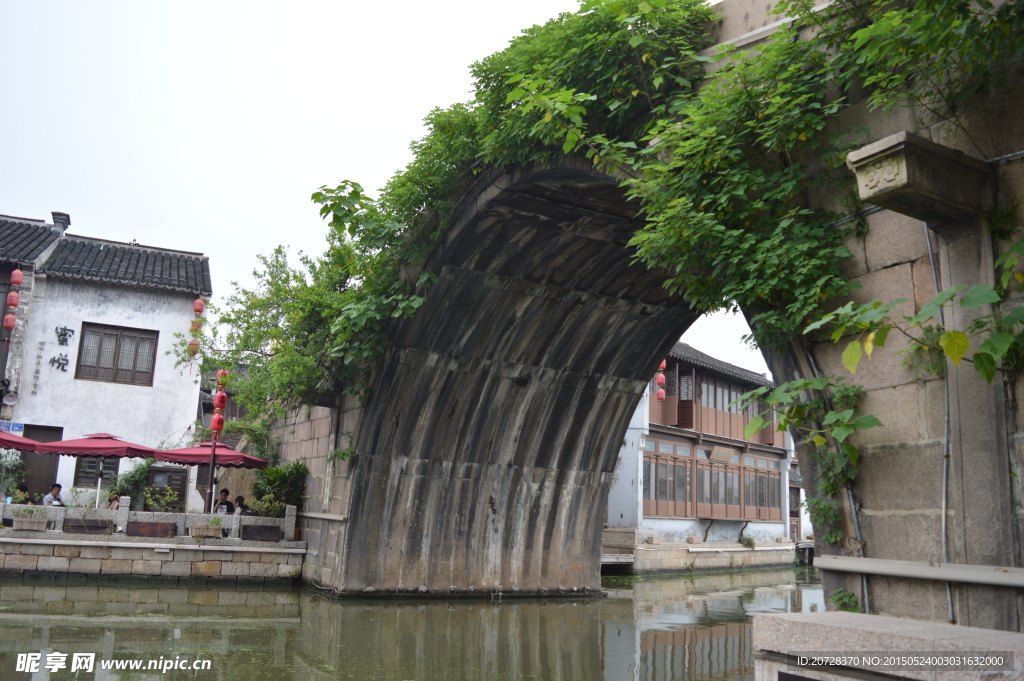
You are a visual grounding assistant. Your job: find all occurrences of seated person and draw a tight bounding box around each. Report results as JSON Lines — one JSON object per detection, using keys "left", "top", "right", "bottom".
{"left": 106, "top": 491, "right": 119, "bottom": 510}
{"left": 12, "top": 484, "right": 33, "bottom": 505}
{"left": 235, "top": 496, "right": 252, "bottom": 515}
{"left": 42, "top": 484, "right": 63, "bottom": 506}
{"left": 214, "top": 489, "right": 234, "bottom": 515}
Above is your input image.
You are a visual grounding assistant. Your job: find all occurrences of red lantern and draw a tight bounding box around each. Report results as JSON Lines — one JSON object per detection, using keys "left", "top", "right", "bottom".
{"left": 655, "top": 373, "right": 666, "bottom": 386}
{"left": 216, "top": 369, "right": 229, "bottom": 382}
{"left": 190, "top": 319, "right": 203, "bottom": 332}
{"left": 187, "top": 339, "right": 199, "bottom": 355}
{"left": 656, "top": 388, "right": 666, "bottom": 402}
{"left": 2, "top": 314, "right": 15, "bottom": 331}
{"left": 211, "top": 414, "right": 225, "bottom": 432}
{"left": 5, "top": 292, "right": 19, "bottom": 308}
{"left": 9, "top": 270, "right": 23, "bottom": 287}
{"left": 213, "top": 391, "right": 228, "bottom": 409}
{"left": 193, "top": 299, "right": 205, "bottom": 315}
{"left": 658, "top": 359, "right": 667, "bottom": 371}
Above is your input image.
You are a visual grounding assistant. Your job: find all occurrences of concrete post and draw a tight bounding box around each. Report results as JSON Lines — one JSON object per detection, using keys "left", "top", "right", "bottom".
{"left": 116, "top": 497, "right": 130, "bottom": 532}
{"left": 284, "top": 505, "right": 296, "bottom": 540}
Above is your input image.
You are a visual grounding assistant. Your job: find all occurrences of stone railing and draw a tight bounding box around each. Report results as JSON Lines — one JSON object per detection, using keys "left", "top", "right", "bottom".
{"left": 1, "top": 497, "right": 297, "bottom": 542}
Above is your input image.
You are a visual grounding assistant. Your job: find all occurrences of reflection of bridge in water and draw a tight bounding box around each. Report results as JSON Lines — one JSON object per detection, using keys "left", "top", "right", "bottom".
{"left": 0, "top": 568, "right": 821, "bottom": 679}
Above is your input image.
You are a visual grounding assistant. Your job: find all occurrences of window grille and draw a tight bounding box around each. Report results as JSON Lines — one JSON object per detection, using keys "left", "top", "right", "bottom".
{"left": 77, "top": 323, "right": 158, "bottom": 386}
{"left": 679, "top": 375, "right": 692, "bottom": 400}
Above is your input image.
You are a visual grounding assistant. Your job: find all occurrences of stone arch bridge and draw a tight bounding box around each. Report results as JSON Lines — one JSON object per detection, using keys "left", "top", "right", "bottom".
{"left": 275, "top": 5, "right": 1024, "bottom": 632}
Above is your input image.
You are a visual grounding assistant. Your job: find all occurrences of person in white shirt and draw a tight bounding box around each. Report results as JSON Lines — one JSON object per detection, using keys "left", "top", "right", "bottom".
{"left": 42, "top": 484, "right": 63, "bottom": 506}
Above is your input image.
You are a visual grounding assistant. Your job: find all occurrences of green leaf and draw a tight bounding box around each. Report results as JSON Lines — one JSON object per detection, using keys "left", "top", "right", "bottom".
{"left": 977, "top": 332, "right": 1015, "bottom": 360}
{"left": 873, "top": 325, "right": 890, "bottom": 348}
{"left": 628, "top": 35, "right": 644, "bottom": 48}
{"left": 832, "top": 424, "right": 855, "bottom": 443}
{"left": 938, "top": 330, "right": 970, "bottom": 365}
{"left": 913, "top": 287, "right": 961, "bottom": 323}
{"left": 842, "top": 440, "right": 859, "bottom": 466}
{"left": 973, "top": 352, "right": 996, "bottom": 383}
{"left": 811, "top": 435, "right": 827, "bottom": 447}
{"left": 854, "top": 415, "right": 883, "bottom": 430}
{"left": 744, "top": 416, "right": 765, "bottom": 440}
{"left": 842, "top": 340, "right": 862, "bottom": 374}
{"left": 960, "top": 284, "right": 1001, "bottom": 309}
{"left": 1000, "top": 307, "right": 1024, "bottom": 326}
{"left": 804, "top": 312, "right": 836, "bottom": 333}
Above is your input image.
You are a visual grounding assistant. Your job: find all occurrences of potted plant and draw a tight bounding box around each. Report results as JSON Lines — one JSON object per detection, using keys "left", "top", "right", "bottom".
{"left": 62, "top": 487, "right": 113, "bottom": 535}
{"left": 126, "top": 487, "right": 181, "bottom": 538}
{"left": 12, "top": 506, "right": 48, "bottom": 532}
{"left": 239, "top": 495, "right": 285, "bottom": 541}
{"left": 190, "top": 515, "right": 223, "bottom": 538}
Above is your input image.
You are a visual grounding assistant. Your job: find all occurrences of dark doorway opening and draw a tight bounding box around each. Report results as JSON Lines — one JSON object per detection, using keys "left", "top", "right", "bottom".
{"left": 21, "top": 425, "right": 63, "bottom": 500}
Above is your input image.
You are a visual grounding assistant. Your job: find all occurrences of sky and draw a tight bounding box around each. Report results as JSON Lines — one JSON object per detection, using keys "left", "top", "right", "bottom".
{"left": 0, "top": 0, "right": 769, "bottom": 378}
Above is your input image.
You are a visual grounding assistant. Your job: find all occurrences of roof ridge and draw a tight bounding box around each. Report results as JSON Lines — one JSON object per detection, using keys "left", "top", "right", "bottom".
{"left": 670, "top": 341, "right": 773, "bottom": 386}
{"left": 61, "top": 234, "right": 207, "bottom": 258}
{"left": 0, "top": 214, "right": 47, "bottom": 224}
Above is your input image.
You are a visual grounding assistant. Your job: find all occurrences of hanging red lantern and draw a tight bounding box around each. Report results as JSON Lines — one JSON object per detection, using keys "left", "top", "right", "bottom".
{"left": 656, "top": 388, "right": 666, "bottom": 402}
{"left": 655, "top": 373, "right": 666, "bottom": 386}
{"left": 9, "top": 270, "right": 24, "bottom": 287}
{"left": 216, "top": 369, "right": 229, "bottom": 382}
{"left": 211, "top": 414, "right": 225, "bottom": 432}
{"left": 2, "top": 314, "right": 15, "bottom": 331}
{"left": 190, "top": 319, "right": 203, "bottom": 332}
{"left": 658, "top": 359, "right": 667, "bottom": 371}
{"left": 193, "top": 299, "right": 205, "bottom": 315}
{"left": 5, "top": 292, "right": 19, "bottom": 308}
{"left": 187, "top": 339, "right": 199, "bottom": 355}
{"left": 213, "top": 391, "right": 228, "bottom": 409}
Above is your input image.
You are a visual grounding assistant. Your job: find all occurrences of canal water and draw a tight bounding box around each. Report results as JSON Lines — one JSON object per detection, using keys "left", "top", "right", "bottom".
{"left": 0, "top": 566, "right": 821, "bottom": 680}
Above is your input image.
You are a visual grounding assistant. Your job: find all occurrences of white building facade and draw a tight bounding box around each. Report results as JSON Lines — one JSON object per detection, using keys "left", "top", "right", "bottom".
{"left": 0, "top": 212, "right": 210, "bottom": 508}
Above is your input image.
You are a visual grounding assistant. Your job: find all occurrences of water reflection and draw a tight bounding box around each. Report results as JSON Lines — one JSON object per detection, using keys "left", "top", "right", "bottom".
{"left": 0, "top": 567, "right": 820, "bottom": 680}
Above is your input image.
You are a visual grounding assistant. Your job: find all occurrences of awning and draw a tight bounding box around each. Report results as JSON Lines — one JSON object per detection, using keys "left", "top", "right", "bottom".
{"left": 33, "top": 433, "right": 158, "bottom": 458}
{"left": 154, "top": 442, "right": 268, "bottom": 469}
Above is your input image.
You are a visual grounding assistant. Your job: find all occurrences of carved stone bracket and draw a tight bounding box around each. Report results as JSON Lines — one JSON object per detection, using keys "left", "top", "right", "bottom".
{"left": 846, "top": 131, "right": 993, "bottom": 226}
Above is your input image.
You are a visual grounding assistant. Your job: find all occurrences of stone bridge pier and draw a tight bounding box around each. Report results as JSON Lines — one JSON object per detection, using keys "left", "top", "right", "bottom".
{"left": 288, "top": 160, "right": 699, "bottom": 595}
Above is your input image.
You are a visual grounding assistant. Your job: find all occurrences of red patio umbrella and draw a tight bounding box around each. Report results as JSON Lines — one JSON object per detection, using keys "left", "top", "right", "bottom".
{"left": 34, "top": 433, "right": 158, "bottom": 458}
{"left": 33, "top": 434, "right": 159, "bottom": 508}
{"left": 154, "top": 443, "right": 268, "bottom": 469}
{"left": 0, "top": 430, "right": 42, "bottom": 452}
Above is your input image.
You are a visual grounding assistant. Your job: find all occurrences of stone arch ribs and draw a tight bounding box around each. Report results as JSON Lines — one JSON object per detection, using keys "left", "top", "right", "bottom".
{"left": 339, "top": 160, "right": 698, "bottom": 595}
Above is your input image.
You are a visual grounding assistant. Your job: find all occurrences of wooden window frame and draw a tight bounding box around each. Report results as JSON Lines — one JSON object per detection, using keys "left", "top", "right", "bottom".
{"left": 73, "top": 456, "right": 119, "bottom": 489}
{"left": 75, "top": 323, "right": 159, "bottom": 386}
{"left": 642, "top": 438, "right": 783, "bottom": 521}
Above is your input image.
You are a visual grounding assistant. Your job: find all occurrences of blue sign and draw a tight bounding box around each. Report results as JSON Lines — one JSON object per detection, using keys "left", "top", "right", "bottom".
{"left": 0, "top": 423, "right": 24, "bottom": 433}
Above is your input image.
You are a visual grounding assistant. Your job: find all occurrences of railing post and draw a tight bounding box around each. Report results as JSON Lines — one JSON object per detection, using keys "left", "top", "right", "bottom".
{"left": 284, "top": 505, "right": 296, "bottom": 541}
{"left": 116, "top": 497, "right": 130, "bottom": 532}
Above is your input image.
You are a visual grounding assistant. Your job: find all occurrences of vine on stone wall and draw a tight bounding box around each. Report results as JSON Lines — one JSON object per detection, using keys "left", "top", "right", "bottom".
{"left": 172, "top": 0, "right": 1024, "bottom": 548}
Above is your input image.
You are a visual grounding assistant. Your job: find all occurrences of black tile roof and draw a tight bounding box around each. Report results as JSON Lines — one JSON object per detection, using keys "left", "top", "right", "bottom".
{"left": 40, "top": 236, "right": 212, "bottom": 296}
{"left": 669, "top": 342, "right": 774, "bottom": 388}
{"left": 0, "top": 216, "right": 62, "bottom": 264}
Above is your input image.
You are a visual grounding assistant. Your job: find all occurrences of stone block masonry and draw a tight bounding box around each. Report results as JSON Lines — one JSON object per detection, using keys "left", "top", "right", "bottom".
{"left": 0, "top": 538, "right": 305, "bottom": 585}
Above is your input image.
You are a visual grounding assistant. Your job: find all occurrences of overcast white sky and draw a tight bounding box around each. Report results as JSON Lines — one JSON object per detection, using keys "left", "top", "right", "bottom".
{"left": 0, "top": 0, "right": 769, "bottom": 377}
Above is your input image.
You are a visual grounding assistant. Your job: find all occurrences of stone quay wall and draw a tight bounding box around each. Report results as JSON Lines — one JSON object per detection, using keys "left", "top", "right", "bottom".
{"left": 0, "top": 538, "right": 304, "bottom": 583}
{"left": 629, "top": 544, "right": 795, "bottom": 573}
{"left": 273, "top": 400, "right": 361, "bottom": 591}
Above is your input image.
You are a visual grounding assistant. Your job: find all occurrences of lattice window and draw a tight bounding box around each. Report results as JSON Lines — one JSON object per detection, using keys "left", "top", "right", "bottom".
{"left": 679, "top": 375, "right": 693, "bottom": 400}
{"left": 77, "top": 323, "right": 158, "bottom": 386}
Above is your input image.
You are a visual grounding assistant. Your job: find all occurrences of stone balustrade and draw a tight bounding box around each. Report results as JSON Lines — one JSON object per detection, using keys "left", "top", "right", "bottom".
{"left": 1, "top": 497, "right": 296, "bottom": 540}
{"left": 0, "top": 498, "right": 306, "bottom": 583}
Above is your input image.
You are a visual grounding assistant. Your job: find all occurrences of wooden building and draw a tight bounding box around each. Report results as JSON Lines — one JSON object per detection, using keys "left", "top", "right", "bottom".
{"left": 607, "top": 343, "right": 790, "bottom": 544}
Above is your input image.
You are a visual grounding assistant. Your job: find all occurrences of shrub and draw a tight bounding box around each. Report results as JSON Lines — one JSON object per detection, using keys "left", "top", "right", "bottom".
{"left": 252, "top": 461, "right": 309, "bottom": 511}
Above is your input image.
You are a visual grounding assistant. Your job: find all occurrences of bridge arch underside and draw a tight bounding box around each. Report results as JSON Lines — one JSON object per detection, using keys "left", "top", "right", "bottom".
{"left": 341, "top": 162, "right": 699, "bottom": 594}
